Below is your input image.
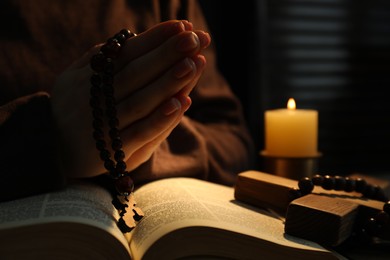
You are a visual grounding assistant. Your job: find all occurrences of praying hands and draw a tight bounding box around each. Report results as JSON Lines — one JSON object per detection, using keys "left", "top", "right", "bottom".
{"left": 51, "top": 20, "right": 211, "bottom": 178}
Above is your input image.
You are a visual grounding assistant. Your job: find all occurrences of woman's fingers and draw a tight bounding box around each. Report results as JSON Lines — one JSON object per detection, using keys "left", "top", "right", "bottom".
{"left": 179, "top": 54, "right": 207, "bottom": 96}
{"left": 124, "top": 96, "right": 191, "bottom": 172}
{"left": 116, "top": 54, "right": 205, "bottom": 129}
{"left": 70, "top": 20, "right": 191, "bottom": 69}
{"left": 117, "top": 26, "right": 209, "bottom": 71}
{"left": 116, "top": 56, "right": 195, "bottom": 125}
{"left": 114, "top": 30, "right": 210, "bottom": 100}
{"left": 114, "top": 31, "right": 199, "bottom": 100}
{"left": 116, "top": 20, "right": 192, "bottom": 64}
{"left": 120, "top": 94, "right": 191, "bottom": 161}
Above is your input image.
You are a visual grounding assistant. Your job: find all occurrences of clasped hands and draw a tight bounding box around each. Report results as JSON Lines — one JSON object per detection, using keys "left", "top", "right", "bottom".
{"left": 51, "top": 20, "right": 211, "bottom": 178}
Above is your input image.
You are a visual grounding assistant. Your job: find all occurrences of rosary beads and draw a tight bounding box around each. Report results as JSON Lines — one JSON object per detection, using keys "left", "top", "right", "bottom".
{"left": 90, "top": 29, "right": 143, "bottom": 233}
{"left": 291, "top": 174, "right": 390, "bottom": 240}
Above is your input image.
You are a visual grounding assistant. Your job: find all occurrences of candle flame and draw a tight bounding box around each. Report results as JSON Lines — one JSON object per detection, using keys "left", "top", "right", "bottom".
{"left": 287, "top": 98, "right": 296, "bottom": 110}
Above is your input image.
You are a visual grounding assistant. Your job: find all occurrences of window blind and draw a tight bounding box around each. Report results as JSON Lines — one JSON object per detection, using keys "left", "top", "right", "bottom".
{"left": 260, "top": 0, "right": 390, "bottom": 174}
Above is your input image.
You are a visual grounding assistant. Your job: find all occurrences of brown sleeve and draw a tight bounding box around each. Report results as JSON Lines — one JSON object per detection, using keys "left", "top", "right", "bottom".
{"left": 131, "top": 0, "right": 255, "bottom": 186}
{"left": 0, "top": 92, "right": 66, "bottom": 202}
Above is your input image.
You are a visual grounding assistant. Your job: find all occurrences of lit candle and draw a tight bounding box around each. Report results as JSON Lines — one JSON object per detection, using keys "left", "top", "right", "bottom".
{"left": 263, "top": 98, "right": 318, "bottom": 157}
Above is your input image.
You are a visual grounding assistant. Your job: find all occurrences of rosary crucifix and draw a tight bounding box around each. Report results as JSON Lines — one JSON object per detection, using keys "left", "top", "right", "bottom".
{"left": 234, "top": 171, "right": 390, "bottom": 246}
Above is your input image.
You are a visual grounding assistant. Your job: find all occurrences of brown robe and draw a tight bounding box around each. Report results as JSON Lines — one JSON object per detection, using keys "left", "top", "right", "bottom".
{"left": 0, "top": 0, "right": 254, "bottom": 202}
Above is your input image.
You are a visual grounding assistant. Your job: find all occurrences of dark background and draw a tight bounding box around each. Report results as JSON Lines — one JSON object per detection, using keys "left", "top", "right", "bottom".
{"left": 199, "top": 0, "right": 390, "bottom": 176}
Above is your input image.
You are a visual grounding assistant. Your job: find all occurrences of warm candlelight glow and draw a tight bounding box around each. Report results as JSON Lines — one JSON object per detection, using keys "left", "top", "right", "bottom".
{"left": 287, "top": 98, "right": 296, "bottom": 110}
{"left": 263, "top": 97, "right": 318, "bottom": 157}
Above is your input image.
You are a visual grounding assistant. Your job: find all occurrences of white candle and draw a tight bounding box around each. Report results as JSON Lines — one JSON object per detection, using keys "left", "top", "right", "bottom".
{"left": 264, "top": 98, "right": 318, "bottom": 157}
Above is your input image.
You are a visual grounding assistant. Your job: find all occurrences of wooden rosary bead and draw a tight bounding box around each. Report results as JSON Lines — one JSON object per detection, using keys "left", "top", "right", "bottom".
{"left": 120, "top": 29, "right": 135, "bottom": 39}
{"left": 362, "top": 184, "right": 375, "bottom": 198}
{"left": 90, "top": 73, "right": 102, "bottom": 86}
{"left": 99, "top": 149, "right": 111, "bottom": 161}
{"left": 298, "top": 177, "right": 314, "bottom": 195}
{"left": 355, "top": 178, "right": 367, "bottom": 193}
{"left": 117, "top": 176, "right": 134, "bottom": 195}
{"left": 115, "top": 161, "right": 127, "bottom": 174}
{"left": 344, "top": 177, "right": 356, "bottom": 192}
{"left": 104, "top": 160, "right": 115, "bottom": 172}
{"left": 102, "top": 73, "right": 114, "bottom": 85}
{"left": 105, "top": 107, "right": 117, "bottom": 118}
{"left": 109, "top": 117, "right": 119, "bottom": 128}
{"left": 115, "top": 174, "right": 134, "bottom": 196}
{"left": 114, "top": 150, "right": 126, "bottom": 161}
{"left": 111, "top": 137, "right": 123, "bottom": 150}
{"left": 371, "top": 185, "right": 384, "bottom": 201}
{"left": 114, "top": 33, "right": 127, "bottom": 44}
{"left": 91, "top": 54, "right": 112, "bottom": 73}
{"left": 103, "top": 60, "right": 115, "bottom": 74}
{"left": 101, "top": 38, "right": 121, "bottom": 58}
{"left": 102, "top": 83, "right": 114, "bottom": 96}
{"left": 105, "top": 96, "right": 116, "bottom": 108}
{"left": 321, "top": 175, "right": 335, "bottom": 190}
{"left": 334, "top": 175, "right": 346, "bottom": 191}
{"left": 92, "top": 107, "right": 104, "bottom": 118}
{"left": 312, "top": 174, "right": 324, "bottom": 185}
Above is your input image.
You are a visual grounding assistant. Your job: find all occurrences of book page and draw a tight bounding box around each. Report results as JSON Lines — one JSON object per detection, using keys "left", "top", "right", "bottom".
{"left": 0, "top": 180, "right": 128, "bottom": 250}
{"left": 129, "top": 177, "right": 332, "bottom": 259}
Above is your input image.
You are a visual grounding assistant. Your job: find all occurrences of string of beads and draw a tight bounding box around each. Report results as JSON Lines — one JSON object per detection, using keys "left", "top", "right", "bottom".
{"left": 90, "top": 29, "right": 143, "bottom": 233}
{"left": 291, "top": 174, "right": 390, "bottom": 240}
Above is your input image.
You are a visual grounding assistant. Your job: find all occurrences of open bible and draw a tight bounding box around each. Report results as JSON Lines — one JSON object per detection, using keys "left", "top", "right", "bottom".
{"left": 0, "top": 177, "right": 342, "bottom": 259}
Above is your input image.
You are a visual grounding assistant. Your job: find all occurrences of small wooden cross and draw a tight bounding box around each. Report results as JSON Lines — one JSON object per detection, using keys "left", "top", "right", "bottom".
{"left": 121, "top": 192, "right": 144, "bottom": 231}
{"left": 234, "top": 170, "right": 390, "bottom": 246}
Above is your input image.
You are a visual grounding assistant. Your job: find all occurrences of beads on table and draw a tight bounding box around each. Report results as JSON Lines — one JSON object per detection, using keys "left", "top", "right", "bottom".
{"left": 295, "top": 174, "right": 388, "bottom": 202}
{"left": 293, "top": 174, "right": 389, "bottom": 239}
